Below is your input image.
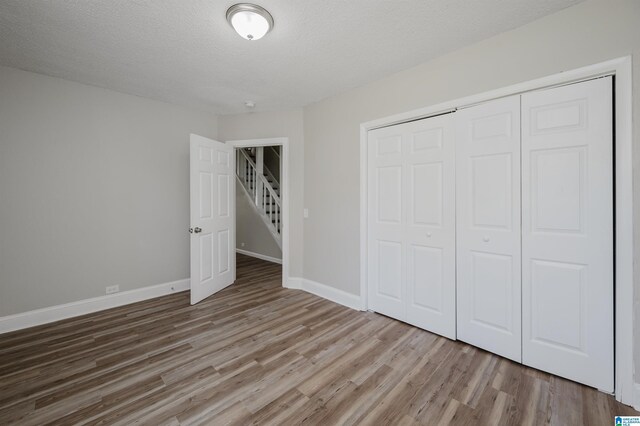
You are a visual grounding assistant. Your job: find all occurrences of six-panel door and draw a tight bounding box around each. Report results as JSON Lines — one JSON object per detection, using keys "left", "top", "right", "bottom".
{"left": 190, "top": 134, "right": 235, "bottom": 305}
{"left": 521, "top": 77, "right": 614, "bottom": 391}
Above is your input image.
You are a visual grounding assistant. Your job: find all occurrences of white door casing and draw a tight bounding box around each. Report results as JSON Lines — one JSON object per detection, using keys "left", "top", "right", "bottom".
{"left": 521, "top": 77, "right": 614, "bottom": 391}
{"left": 190, "top": 134, "right": 235, "bottom": 305}
{"left": 368, "top": 114, "right": 456, "bottom": 339}
{"left": 455, "top": 95, "right": 522, "bottom": 362}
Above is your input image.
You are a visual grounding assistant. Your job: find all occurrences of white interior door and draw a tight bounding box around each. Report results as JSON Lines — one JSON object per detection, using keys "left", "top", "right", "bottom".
{"left": 455, "top": 95, "right": 522, "bottom": 362}
{"left": 521, "top": 77, "right": 613, "bottom": 391}
{"left": 368, "top": 114, "right": 456, "bottom": 339}
{"left": 190, "top": 134, "right": 235, "bottom": 305}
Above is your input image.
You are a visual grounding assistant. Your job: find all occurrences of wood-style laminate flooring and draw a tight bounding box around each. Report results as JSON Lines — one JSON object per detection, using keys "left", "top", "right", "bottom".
{"left": 0, "top": 254, "right": 637, "bottom": 425}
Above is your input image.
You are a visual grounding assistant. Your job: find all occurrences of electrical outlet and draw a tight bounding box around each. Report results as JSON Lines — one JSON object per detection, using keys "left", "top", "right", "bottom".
{"left": 303, "top": 208, "right": 309, "bottom": 219}
{"left": 105, "top": 285, "right": 119, "bottom": 295}
{"left": 241, "top": 242, "right": 246, "bottom": 247}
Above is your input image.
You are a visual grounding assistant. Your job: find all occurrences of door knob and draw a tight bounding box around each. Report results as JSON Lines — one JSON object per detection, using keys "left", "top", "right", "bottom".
{"left": 194, "top": 227, "right": 202, "bottom": 233}
{"left": 426, "top": 232, "right": 432, "bottom": 238}
{"left": 482, "top": 236, "right": 490, "bottom": 242}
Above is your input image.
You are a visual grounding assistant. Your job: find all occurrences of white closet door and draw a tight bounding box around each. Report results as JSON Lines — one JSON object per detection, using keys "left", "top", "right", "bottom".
{"left": 456, "top": 95, "right": 522, "bottom": 362}
{"left": 521, "top": 77, "right": 613, "bottom": 391}
{"left": 368, "top": 125, "right": 405, "bottom": 320}
{"left": 404, "top": 115, "right": 456, "bottom": 339}
{"left": 368, "top": 114, "right": 456, "bottom": 338}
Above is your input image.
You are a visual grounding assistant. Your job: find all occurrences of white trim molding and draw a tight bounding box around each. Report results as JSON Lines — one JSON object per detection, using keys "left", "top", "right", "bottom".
{"left": 236, "top": 248, "right": 282, "bottom": 264}
{"left": 0, "top": 278, "right": 189, "bottom": 334}
{"left": 360, "top": 56, "right": 634, "bottom": 405}
{"left": 287, "top": 277, "right": 363, "bottom": 311}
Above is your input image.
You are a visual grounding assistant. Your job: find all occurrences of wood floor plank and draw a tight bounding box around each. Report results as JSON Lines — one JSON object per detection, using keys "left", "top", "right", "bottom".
{"left": 0, "top": 254, "right": 636, "bottom": 425}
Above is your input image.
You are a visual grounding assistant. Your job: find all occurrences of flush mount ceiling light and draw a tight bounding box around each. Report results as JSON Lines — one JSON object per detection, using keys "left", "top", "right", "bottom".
{"left": 226, "top": 3, "right": 274, "bottom": 41}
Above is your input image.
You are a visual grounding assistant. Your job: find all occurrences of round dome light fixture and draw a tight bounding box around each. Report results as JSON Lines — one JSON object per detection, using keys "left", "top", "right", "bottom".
{"left": 226, "top": 3, "right": 274, "bottom": 41}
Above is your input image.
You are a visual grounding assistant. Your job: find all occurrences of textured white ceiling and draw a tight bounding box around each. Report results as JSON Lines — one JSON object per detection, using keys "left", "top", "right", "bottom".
{"left": 0, "top": 0, "right": 583, "bottom": 114}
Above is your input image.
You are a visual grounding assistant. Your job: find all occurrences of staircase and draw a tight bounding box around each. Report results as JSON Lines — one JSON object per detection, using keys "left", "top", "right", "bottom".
{"left": 236, "top": 147, "right": 282, "bottom": 248}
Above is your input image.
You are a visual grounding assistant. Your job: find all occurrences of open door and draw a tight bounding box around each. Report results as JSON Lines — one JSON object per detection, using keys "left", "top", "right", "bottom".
{"left": 190, "top": 134, "right": 235, "bottom": 305}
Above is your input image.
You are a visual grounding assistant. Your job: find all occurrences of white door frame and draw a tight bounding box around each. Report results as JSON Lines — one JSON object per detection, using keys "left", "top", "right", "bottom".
{"left": 227, "top": 137, "right": 290, "bottom": 289}
{"left": 359, "top": 56, "right": 634, "bottom": 405}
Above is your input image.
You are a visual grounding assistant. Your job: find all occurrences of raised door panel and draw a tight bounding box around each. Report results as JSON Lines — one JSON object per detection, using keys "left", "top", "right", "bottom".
{"left": 530, "top": 147, "right": 585, "bottom": 234}
{"left": 470, "top": 111, "right": 513, "bottom": 141}
{"left": 377, "top": 135, "right": 402, "bottom": 157}
{"left": 530, "top": 260, "right": 586, "bottom": 353}
{"left": 411, "top": 128, "right": 443, "bottom": 152}
{"left": 411, "top": 163, "right": 442, "bottom": 227}
{"left": 409, "top": 245, "right": 443, "bottom": 313}
{"left": 376, "top": 166, "right": 402, "bottom": 224}
{"left": 199, "top": 172, "right": 214, "bottom": 220}
{"left": 470, "top": 153, "right": 512, "bottom": 230}
{"left": 199, "top": 233, "right": 214, "bottom": 283}
{"left": 218, "top": 230, "right": 230, "bottom": 275}
{"left": 218, "top": 175, "right": 231, "bottom": 217}
{"left": 455, "top": 95, "right": 521, "bottom": 362}
{"left": 470, "top": 252, "right": 514, "bottom": 334}
{"left": 522, "top": 77, "right": 613, "bottom": 391}
{"left": 377, "top": 240, "right": 403, "bottom": 301}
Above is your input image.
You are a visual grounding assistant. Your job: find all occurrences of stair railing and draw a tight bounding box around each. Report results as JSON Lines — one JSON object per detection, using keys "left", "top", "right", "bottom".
{"left": 236, "top": 148, "right": 282, "bottom": 236}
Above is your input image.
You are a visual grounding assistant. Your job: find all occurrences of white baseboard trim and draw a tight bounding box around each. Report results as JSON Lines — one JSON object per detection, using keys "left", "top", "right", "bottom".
{"left": 0, "top": 278, "right": 190, "bottom": 334}
{"left": 236, "top": 248, "right": 282, "bottom": 265}
{"left": 289, "top": 277, "right": 363, "bottom": 311}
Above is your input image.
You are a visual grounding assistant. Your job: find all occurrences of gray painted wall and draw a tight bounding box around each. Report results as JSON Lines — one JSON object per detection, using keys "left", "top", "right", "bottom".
{"left": 264, "top": 146, "right": 280, "bottom": 183}
{"left": 301, "top": 0, "right": 640, "bottom": 387}
{"left": 0, "top": 66, "right": 218, "bottom": 316}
